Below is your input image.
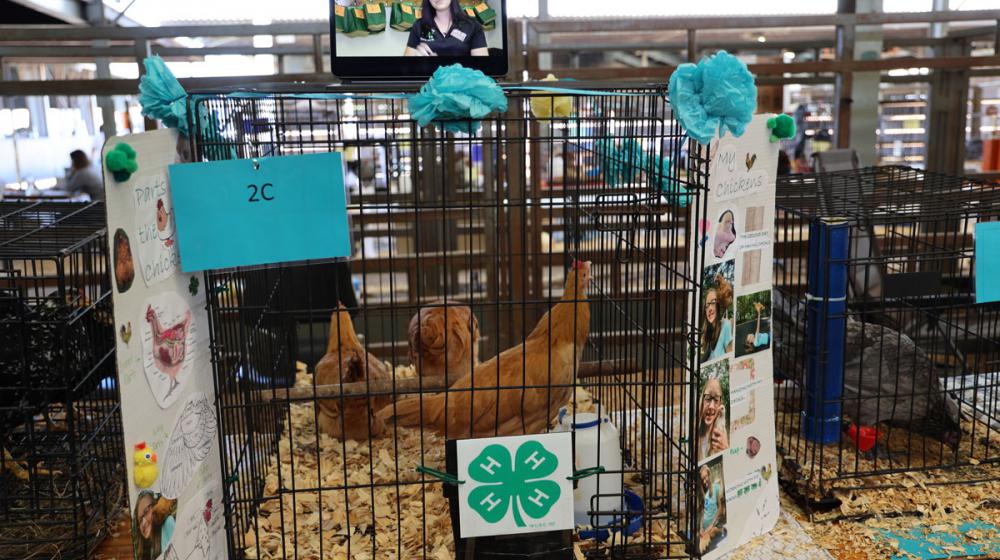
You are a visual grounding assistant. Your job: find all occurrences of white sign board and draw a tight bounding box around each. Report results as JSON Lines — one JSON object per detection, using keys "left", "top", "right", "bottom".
{"left": 457, "top": 432, "right": 574, "bottom": 538}
{"left": 690, "top": 114, "right": 781, "bottom": 559}
{"left": 103, "top": 129, "right": 226, "bottom": 560}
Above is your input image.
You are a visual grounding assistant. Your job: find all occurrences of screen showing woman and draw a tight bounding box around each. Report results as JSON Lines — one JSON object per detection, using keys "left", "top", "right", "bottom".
{"left": 405, "top": 0, "right": 489, "bottom": 57}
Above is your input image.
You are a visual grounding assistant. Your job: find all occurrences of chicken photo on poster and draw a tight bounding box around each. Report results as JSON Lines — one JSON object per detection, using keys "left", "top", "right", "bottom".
{"left": 132, "top": 490, "right": 178, "bottom": 560}
{"left": 164, "top": 484, "right": 225, "bottom": 560}
{"left": 133, "top": 170, "right": 180, "bottom": 287}
{"left": 114, "top": 228, "right": 136, "bottom": 294}
{"left": 698, "top": 456, "right": 728, "bottom": 556}
{"left": 700, "top": 260, "right": 736, "bottom": 364}
{"left": 141, "top": 291, "right": 198, "bottom": 408}
{"left": 713, "top": 209, "right": 737, "bottom": 261}
{"left": 159, "top": 392, "right": 218, "bottom": 500}
{"left": 698, "top": 359, "right": 731, "bottom": 463}
{"left": 735, "top": 291, "right": 771, "bottom": 358}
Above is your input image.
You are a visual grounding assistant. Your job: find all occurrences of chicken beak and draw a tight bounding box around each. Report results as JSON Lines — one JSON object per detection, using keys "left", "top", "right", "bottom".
{"left": 151, "top": 452, "right": 157, "bottom": 462}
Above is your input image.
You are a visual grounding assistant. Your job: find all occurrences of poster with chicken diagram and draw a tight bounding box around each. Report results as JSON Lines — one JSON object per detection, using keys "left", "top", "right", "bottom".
{"left": 103, "top": 129, "right": 223, "bottom": 560}
{"left": 141, "top": 291, "right": 200, "bottom": 409}
{"left": 689, "top": 115, "right": 780, "bottom": 560}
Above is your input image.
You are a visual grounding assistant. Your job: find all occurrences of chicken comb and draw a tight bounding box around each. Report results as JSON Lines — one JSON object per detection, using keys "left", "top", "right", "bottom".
{"left": 135, "top": 441, "right": 147, "bottom": 451}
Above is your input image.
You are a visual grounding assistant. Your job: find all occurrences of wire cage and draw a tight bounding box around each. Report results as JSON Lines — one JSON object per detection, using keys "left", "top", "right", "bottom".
{"left": 0, "top": 201, "right": 125, "bottom": 559}
{"left": 188, "top": 84, "right": 710, "bottom": 559}
{"left": 773, "top": 166, "right": 1000, "bottom": 500}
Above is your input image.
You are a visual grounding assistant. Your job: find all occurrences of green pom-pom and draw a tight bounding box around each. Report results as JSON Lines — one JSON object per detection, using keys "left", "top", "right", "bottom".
{"left": 105, "top": 142, "right": 138, "bottom": 182}
{"left": 767, "top": 114, "right": 796, "bottom": 140}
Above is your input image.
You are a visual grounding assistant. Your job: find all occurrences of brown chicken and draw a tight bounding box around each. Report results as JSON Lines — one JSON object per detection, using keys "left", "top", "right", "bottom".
{"left": 315, "top": 306, "right": 392, "bottom": 441}
{"left": 380, "top": 261, "right": 592, "bottom": 438}
{"left": 408, "top": 301, "right": 480, "bottom": 385}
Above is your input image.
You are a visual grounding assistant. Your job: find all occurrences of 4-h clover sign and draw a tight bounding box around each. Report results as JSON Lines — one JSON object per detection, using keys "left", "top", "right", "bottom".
{"left": 457, "top": 432, "right": 574, "bottom": 538}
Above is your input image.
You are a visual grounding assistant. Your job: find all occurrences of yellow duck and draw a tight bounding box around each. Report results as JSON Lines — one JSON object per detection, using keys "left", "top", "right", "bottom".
{"left": 133, "top": 441, "right": 158, "bottom": 489}
{"left": 530, "top": 74, "right": 574, "bottom": 119}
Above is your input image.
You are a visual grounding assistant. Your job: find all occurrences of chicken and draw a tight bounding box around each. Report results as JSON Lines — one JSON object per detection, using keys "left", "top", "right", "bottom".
{"left": 408, "top": 301, "right": 480, "bottom": 385}
{"left": 772, "top": 289, "right": 961, "bottom": 449}
{"left": 145, "top": 305, "right": 193, "bottom": 398}
{"left": 133, "top": 441, "right": 159, "bottom": 488}
{"left": 380, "top": 261, "right": 592, "bottom": 438}
{"left": 314, "top": 306, "right": 392, "bottom": 441}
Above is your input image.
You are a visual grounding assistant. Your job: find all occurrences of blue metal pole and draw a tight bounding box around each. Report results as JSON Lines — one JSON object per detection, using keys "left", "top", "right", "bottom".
{"left": 803, "top": 217, "right": 849, "bottom": 444}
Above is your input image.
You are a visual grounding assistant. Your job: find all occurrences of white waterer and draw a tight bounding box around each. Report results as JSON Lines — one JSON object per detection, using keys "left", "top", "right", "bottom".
{"left": 555, "top": 404, "right": 624, "bottom": 531}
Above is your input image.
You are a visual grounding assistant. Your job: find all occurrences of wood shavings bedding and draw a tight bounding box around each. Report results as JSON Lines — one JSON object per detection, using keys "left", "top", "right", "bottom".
{"left": 243, "top": 368, "right": 689, "bottom": 559}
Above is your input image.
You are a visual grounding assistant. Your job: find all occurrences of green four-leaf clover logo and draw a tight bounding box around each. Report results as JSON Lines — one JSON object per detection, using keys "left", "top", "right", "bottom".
{"left": 467, "top": 440, "right": 562, "bottom": 527}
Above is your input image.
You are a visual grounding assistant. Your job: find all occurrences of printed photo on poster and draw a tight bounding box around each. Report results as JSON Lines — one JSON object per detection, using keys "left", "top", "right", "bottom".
{"left": 114, "top": 228, "right": 136, "bottom": 293}
{"left": 741, "top": 249, "right": 762, "bottom": 285}
{"left": 713, "top": 209, "right": 737, "bottom": 260}
{"left": 165, "top": 484, "right": 225, "bottom": 560}
{"left": 132, "top": 490, "right": 178, "bottom": 560}
{"left": 700, "top": 260, "right": 735, "bottom": 364}
{"left": 698, "top": 456, "right": 728, "bottom": 555}
{"left": 133, "top": 171, "right": 180, "bottom": 287}
{"left": 735, "top": 290, "right": 771, "bottom": 357}
{"left": 141, "top": 291, "right": 197, "bottom": 409}
{"left": 698, "top": 359, "right": 731, "bottom": 463}
{"left": 743, "top": 206, "right": 765, "bottom": 233}
{"left": 160, "top": 392, "right": 218, "bottom": 500}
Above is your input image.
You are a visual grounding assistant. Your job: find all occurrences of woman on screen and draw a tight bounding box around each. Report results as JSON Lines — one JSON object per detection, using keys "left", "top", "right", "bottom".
{"left": 405, "top": 0, "right": 489, "bottom": 57}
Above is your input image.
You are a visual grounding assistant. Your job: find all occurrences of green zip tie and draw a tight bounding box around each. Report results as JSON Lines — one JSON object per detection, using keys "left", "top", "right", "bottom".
{"left": 416, "top": 465, "right": 464, "bottom": 486}
{"left": 567, "top": 466, "right": 606, "bottom": 480}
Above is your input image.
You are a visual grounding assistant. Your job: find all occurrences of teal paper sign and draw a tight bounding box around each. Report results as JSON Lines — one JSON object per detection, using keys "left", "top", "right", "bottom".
{"left": 168, "top": 152, "right": 351, "bottom": 272}
{"left": 976, "top": 221, "right": 1000, "bottom": 304}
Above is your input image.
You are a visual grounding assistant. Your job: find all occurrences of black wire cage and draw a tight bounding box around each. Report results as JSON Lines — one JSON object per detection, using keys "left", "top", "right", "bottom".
{"left": 773, "top": 166, "right": 1000, "bottom": 500}
{"left": 0, "top": 201, "right": 125, "bottom": 559}
{"left": 188, "top": 84, "right": 709, "bottom": 559}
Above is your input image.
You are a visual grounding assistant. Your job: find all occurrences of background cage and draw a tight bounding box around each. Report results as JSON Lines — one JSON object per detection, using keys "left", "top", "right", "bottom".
{"left": 189, "top": 84, "right": 709, "bottom": 559}
{"left": 773, "top": 166, "right": 1000, "bottom": 501}
{"left": 0, "top": 201, "right": 125, "bottom": 559}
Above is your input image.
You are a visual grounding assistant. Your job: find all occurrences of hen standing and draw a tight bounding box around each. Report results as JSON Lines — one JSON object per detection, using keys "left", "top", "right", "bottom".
{"left": 380, "top": 261, "right": 592, "bottom": 438}
{"left": 314, "top": 306, "right": 392, "bottom": 441}
{"left": 408, "top": 301, "right": 480, "bottom": 385}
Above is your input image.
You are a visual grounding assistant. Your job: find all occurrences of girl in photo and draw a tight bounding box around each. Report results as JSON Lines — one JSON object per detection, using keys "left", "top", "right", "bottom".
{"left": 699, "top": 465, "right": 727, "bottom": 553}
{"left": 713, "top": 210, "right": 736, "bottom": 258}
{"left": 405, "top": 0, "right": 489, "bottom": 57}
{"left": 743, "top": 301, "right": 770, "bottom": 354}
{"left": 132, "top": 490, "right": 177, "bottom": 560}
{"left": 698, "top": 377, "right": 730, "bottom": 460}
{"left": 700, "top": 273, "right": 734, "bottom": 363}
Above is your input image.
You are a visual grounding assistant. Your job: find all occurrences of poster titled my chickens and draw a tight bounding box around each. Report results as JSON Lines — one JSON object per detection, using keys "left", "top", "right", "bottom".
{"left": 103, "top": 129, "right": 225, "bottom": 560}
{"left": 691, "top": 115, "right": 780, "bottom": 559}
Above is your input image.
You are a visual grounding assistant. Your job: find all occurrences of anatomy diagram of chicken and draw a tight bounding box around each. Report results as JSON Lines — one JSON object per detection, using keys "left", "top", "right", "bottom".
{"left": 408, "top": 301, "right": 480, "bottom": 384}
{"left": 145, "top": 304, "right": 193, "bottom": 398}
{"left": 381, "top": 260, "right": 592, "bottom": 438}
{"left": 160, "top": 393, "right": 218, "bottom": 500}
{"left": 314, "top": 306, "right": 393, "bottom": 441}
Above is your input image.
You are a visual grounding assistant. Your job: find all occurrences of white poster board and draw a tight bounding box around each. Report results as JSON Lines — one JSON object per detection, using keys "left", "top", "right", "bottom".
{"left": 690, "top": 115, "right": 781, "bottom": 559}
{"left": 103, "top": 129, "right": 226, "bottom": 560}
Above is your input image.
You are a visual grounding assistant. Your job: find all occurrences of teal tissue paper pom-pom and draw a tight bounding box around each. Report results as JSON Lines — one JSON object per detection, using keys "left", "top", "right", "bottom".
{"left": 139, "top": 55, "right": 189, "bottom": 136}
{"left": 668, "top": 50, "right": 757, "bottom": 145}
{"left": 409, "top": 64, "right": 508, "bottom": 134}
{"left": 105, "top": 142, "right": 138, "bottom": 182}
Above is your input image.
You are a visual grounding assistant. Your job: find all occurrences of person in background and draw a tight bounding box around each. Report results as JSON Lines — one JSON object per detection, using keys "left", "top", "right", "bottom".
{"left": 405, "top": 0, "right": 488, "bottom": 57}
{"left": 65, "top": 150, "right": 104, "bottom": 201}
